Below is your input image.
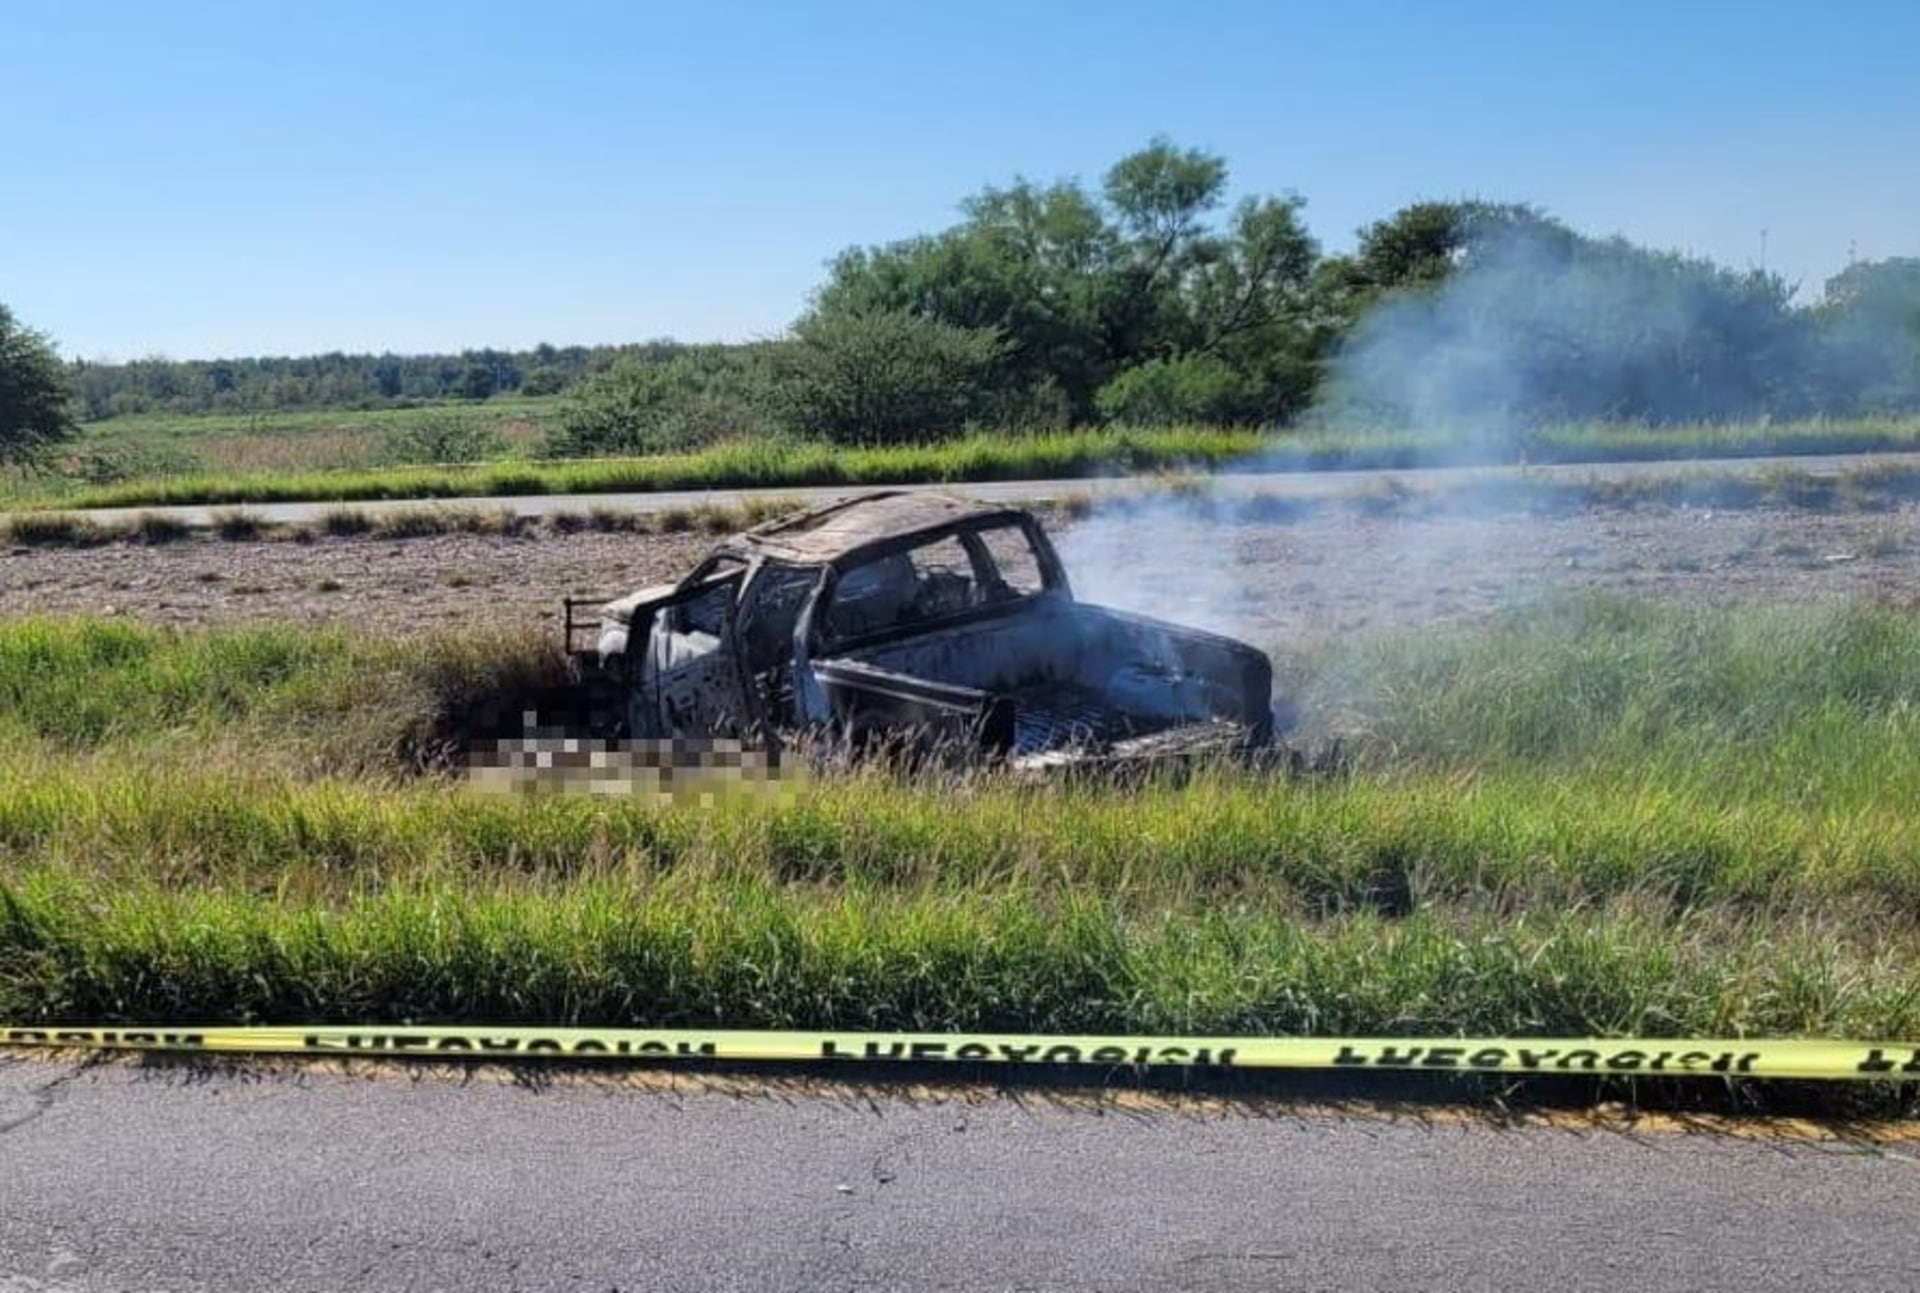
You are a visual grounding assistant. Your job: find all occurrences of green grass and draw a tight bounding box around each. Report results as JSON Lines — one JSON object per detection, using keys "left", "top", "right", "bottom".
{"left": 1520, "top": 416, "right": 1920, "bottom": 464}
{"left": 1277, "top": 415, "right": 1920, "bottom": 470}
{"left": 12, "top": 427, "right": 1262, "bottom": 510}
{"left": 45, "top": 398, "right": 562, "bottom": 483}
{"left": 4, "top": 598, "right": 1920, "bottom": 1105}
{"left": 10, "top": 414, "right": 1920, "bottom": 512}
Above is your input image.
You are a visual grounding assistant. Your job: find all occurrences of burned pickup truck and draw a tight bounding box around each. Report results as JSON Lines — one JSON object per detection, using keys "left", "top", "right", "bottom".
{"left": 565, "top": 490, "right": 1276, "bottom": 770}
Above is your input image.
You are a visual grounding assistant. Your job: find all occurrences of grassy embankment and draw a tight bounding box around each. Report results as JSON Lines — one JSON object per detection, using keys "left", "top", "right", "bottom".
{"left": 7, "top": 406, "right": 1920, "bottom": 511}
{"left": 3, "top": 597, "right": 1920, "bottom": 1112}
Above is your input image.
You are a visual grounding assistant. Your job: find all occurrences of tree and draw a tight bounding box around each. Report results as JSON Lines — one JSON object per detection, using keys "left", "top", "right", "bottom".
{"left": 0, "top": 303, "right": 75, "bottom": 467}
{"left": 813, "top": 184, "right": 1114, "bottom": 416}
{"left": 1823, "top": 257, "right": 1920, "bottom": 320}
{"left": 1097, "top": 138, "right": 1230, "bottom": 360}
{"left": 1321, "top": 214, "right": 1813, "bottom": 428}
{"left": 1316, "top": 200, "right": 1556, "bottom": 319}
{"left": 456, "top": 361, "right": 498, "bottom": 401}
{"left": 808, "top": 139, "right": 1325, "bottom": 425}
{"left": 1812, "top": 258, "right": 1920, "bottom": 413}
{"left": 520, "top": 365, "right": 568, "bottom": 397}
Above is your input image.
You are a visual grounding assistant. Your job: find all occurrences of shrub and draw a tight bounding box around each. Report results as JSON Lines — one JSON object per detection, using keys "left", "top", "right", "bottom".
{"left": 548, "top": 350, "right": 782, "bottom": 458}
{"left": 519, "top": 366, "right": 568, "bottom": 397}
{"left": 4, "top": 512, "right": 105, "bottom": 547}
{"left": 211, "top": 509, "right": 265, "bottom": 541}
{"left": 318, "top": 508, "right": 371, "bottom": 537}
{"left": 1095, "top": 354, "right": 1265, "bottom": 426}
{"left": 772, "top": 310, "right": 1006, "bottom": 445}
{"left": 379, "top": 412, "right": 505, "bottom": 467}
{"left": 131, "top": 512, "right": 191, "bottom": 544}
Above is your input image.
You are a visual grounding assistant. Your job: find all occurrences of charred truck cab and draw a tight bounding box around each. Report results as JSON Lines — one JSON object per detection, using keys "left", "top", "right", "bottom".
{"left": 572, "top": 491, "right": 1276, "bottom": 770}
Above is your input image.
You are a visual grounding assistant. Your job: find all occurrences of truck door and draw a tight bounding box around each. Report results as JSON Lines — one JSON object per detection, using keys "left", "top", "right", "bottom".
{"left": 630, "top": 563, "right": 757, "bottom": 740}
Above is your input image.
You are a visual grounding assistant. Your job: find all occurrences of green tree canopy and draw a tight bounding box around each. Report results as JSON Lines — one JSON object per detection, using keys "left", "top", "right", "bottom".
{"left": 0, "top": 303, "right": 75, "bottom": 466}
{"left": 1321, "top": 211, "right": 1814, "bottom": 427}
{"left": 809, "top": 138, "right": 1324, "bottom": 426}
{"left": 1812, "top": 258, "right": 1920, "bottom": 412}
{"left": 1316, "top": 200, "right": 1557, "bottom": 318}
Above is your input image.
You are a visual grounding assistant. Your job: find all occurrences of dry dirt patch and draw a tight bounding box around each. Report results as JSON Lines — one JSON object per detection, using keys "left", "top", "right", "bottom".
{"left": 3, "top": 502, "right": 1917, "bottom": 649}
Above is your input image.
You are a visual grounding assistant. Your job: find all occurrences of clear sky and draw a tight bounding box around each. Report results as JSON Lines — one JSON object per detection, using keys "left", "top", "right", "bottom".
{"left": 5, "top": 0, "right": 1915, "bottom": 361}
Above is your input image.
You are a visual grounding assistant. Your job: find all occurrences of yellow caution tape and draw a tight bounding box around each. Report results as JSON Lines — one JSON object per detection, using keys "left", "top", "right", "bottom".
{"left": 4, "top": 1026, "right": 1920, "bottom": 1081}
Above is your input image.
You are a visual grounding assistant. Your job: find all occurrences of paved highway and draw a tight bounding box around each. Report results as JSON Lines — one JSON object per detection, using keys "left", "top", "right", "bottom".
{"left": 40, "top": 450, "right": 1920, "bottom": 529}
{"left": 3, "top": 1056, "right": 1915, "bottom": 1292}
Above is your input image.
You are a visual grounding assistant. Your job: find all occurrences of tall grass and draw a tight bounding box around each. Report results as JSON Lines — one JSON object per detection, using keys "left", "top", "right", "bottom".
{"left": 0, "top": 617, "right": 574, "bottom": 772}
{"left": 12, "top": 428, "right": 1264, "bottom": 510}
{"left": 4, "top": 599, "right": 1920, "bottom": 1099}
{"left": 4, "top": 872, "right": 1908, "bottom": 1040}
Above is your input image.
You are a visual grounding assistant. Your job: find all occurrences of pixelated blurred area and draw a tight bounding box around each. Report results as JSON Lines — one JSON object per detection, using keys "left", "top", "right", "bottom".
{"left": 464, "top": 714, "right": 799, "bottom": 804}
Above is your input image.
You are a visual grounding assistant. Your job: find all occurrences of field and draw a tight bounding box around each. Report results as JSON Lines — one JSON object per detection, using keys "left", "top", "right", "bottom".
{"left": 41, "top": 398, "right": 563, "bottom": 481}
{"left": 5, "top": 483, "right": 1919, "bottom": 638}
{"left": 9, "top": 404, "right": 1920, "bottom": 510}
{"left": 5, "top": 487, "right": 1920, "bottom": 1113}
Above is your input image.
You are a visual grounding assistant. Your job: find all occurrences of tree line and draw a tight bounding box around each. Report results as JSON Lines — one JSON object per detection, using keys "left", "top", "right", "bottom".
{"left": 553, "top": 143, "right": 1920, "bottom": 455}
{"left": 4, "top": 137, "right": 1918, "bottom": 467}
{"left": 59, "top": 341, "right": 682, "bottom": 421}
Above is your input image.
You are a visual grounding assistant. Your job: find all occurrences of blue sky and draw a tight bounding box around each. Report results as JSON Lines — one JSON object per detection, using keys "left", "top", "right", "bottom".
{"left": 5, "top": 0, "right": 1915, "bottom": 360}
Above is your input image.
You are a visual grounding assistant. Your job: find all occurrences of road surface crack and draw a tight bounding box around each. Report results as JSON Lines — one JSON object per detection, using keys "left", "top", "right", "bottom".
{"left": 0, "top": 1067, "right": 84, "bottom": 1139}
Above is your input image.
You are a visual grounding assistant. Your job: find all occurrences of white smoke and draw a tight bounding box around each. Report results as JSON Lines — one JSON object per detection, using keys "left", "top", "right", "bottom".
{"left": 1050, "top": 220, "right": 1917, "bottom": 666}
{"left": 1052, "top": 496, "right": 1266, "bottom": 640}
{"left": 1314, "top": 220, "right": 1805, "bottom": 447}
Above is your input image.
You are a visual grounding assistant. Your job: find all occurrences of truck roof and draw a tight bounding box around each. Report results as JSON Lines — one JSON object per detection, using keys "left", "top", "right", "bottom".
{"left": 729, "top": 490, "right": 1036, "bottom": 565}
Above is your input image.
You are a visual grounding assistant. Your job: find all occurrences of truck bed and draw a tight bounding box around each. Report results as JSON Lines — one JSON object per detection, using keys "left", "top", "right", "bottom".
{"left": 1007, "top": 681, "right": 1136, "bottom": 755}
{"left": 823, "top": 598, "right": 1273, "bottom": 758}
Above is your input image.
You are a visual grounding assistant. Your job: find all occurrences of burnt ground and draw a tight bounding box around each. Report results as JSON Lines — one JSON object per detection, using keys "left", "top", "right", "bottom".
{"left": 3, "top": 502, "right": 1919, "bottom": 652}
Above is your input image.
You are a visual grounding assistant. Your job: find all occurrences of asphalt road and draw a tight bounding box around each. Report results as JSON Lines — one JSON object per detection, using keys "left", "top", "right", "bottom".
{"left": 48, "top": 450, "right": 1920, "bottom": 529}
{"left": 3, "top": 1057, "right": 1916, "bottom": 1292}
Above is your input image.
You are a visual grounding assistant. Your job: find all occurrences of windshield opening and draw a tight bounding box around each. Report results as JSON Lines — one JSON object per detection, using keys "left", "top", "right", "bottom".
{"left": 821, "top": 521, "right": 1048, "bottom": 644}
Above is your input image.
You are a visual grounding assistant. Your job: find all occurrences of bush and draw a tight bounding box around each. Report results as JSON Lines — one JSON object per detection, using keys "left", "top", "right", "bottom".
{"left": 976, "top": 375, "right": 1078, "bottom": 433}
{"left": 47, "top": 441, "right": 199, "bottom": 486}
{"left": 318, "top": 508, "right": 371, "bottom": 537}
{"left": 548, "top": 350, "right": 782, "bottom": 458}
{"left": 519, "top": 366, "right": 568, "bottom": 397}
{"left": 1095, "top": 354, "right": 1265, "bottom": 426}
{"left": 773, "top": 310, "right": 1006, "bottom": 445}
{"left": 3, "top": 512, "right": 106, "bottom": 547}
{"left": 379, "top": 412, "right": 505, "bottom": 467}
{"left": 211, "top": 509, "right": 265, "bottom": 541}
{"left": 131, "top": 513, "right": 191, "bottom": 545}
